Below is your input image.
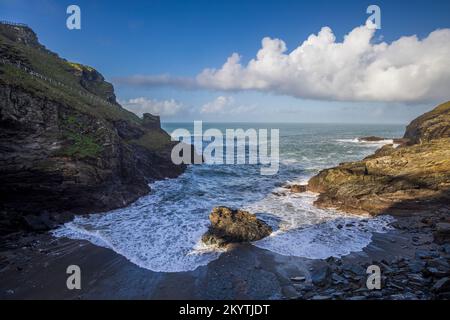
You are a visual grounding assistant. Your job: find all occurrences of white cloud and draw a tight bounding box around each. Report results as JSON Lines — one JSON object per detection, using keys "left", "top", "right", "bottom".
{"left": 120, "top": 97, "right": 184, "bottom": 117}
{"left": 197, "top": 22, "right": 450, "bottom": 103}
{"left": 200, "top": 96, "right": 234, "bottom": 113}
{"left": 200, "top": 96, "right": 256, "bottom": 115}
{"left": 116, "top": 23, "right": 450, "bottom": 103}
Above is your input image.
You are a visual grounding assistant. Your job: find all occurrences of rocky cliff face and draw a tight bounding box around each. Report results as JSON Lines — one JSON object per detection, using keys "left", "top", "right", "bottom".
{"left": 404, "top": 101, "right": 450, "bottom": 144}
{"left": 308, "top": 101, "right": 450, "bottom": 216}
{"left": 0, "top": 23, "right": 185, "bottom": 234}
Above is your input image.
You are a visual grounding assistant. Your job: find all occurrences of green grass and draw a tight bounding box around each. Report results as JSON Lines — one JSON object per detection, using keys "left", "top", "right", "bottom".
{"left": 0, "top": 24, "right": 174, "bottom": 158}
{"left": 57, "top": 115, "right": 103, "bottom": 159}
{"left": 60, "top": 132, "right": 103, "bottom": 158}
{"left": 0, "top": 28, "right": 141, "bottom": 124}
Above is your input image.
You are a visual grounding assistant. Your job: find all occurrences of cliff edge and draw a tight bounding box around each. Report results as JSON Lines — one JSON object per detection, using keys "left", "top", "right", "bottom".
{"left": 0, "top": 23, "right": 185, "bottom": 234}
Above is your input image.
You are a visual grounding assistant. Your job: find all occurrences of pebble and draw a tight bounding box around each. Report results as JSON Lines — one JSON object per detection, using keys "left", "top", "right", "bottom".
{"left": 290, "top": 276, "right": 306, "bottom": 282}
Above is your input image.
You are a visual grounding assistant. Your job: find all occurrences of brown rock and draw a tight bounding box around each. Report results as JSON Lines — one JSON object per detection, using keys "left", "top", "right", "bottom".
{"left": 307, "top": 101, "right": 450, "bottom": 216}
{"left": 202, "top": 207, "right": 272, "bottom": 247}
{"left": 404, "top": 101, "right": 450, "bottom": 144}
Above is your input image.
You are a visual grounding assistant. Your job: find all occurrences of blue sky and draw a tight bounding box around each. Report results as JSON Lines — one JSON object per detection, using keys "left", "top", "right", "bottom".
{"left": 1, "top": 0, "right": 450, "bottom": 123}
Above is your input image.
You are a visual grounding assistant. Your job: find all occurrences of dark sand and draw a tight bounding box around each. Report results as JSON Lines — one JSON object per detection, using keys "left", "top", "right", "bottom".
{"left": 2, "top": 213, "right": 446, "bottom": 300}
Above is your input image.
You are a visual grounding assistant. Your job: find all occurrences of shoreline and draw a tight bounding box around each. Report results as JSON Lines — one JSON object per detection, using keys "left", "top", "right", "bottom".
{"left": 1, "top": 211, "right": 448, "bottom": 300}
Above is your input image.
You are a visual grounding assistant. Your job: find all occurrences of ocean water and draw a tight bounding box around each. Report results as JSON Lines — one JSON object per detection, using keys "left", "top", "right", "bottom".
{"left": 54, "top": 123, "right": 405, "bottom": 272}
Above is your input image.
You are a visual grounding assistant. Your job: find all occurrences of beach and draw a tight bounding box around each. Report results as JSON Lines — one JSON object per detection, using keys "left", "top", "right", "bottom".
{"left": 1, "top": 210, "right": 448, "bottom": 299}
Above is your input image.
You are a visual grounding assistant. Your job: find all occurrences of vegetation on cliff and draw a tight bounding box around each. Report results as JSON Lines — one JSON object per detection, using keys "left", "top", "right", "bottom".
{"left": 0, "top": 23, "right": 184, "bottom": 234}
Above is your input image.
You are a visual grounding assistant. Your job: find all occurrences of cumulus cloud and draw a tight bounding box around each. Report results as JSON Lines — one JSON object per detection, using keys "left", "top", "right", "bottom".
{"left": 200, "top": 96, "right": 256, "bottom": 114}
{"left": 116, "top": 23, "right": 450, "bottom": 103}
{"left": 120, "top": 97, "right": 184, "bottom": 117}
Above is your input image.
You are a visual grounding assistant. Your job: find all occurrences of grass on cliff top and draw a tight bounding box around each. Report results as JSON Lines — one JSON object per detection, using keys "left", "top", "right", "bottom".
{"left": 0, "top": 29, "right": 140, "bottom": 125}
{"left": 0, "top": 25, "right": 174, "bottom": 156}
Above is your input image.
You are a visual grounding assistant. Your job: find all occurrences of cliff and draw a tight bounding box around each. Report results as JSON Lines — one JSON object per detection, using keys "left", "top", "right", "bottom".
{"left": 0, "top": 23, "right": 185, "bottom": 234}
{"left": 308, "top": 101, "right": 450, "bottom": 216}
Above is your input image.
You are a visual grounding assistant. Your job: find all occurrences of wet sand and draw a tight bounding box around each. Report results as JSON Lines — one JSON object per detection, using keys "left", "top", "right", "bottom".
{"left": 0, "top": 214, "right": 448, "bottom": 300}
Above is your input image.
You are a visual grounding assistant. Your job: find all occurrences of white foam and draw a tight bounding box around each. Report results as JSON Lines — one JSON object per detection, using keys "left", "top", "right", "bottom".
{"left": 247, "top": 191, "right": 394, "bottom": 258}
{"left": 53, "top": 130, "right": 399, "bottom": 273}
{"left": 336, "top": 138, "right": 395, "bottom": 147}
{"left": 53, "top": 175, "right": 224, "bottom": 273}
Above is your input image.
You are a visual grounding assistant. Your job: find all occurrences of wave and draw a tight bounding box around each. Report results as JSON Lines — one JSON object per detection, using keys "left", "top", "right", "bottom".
{"left": 336, "top": 138, "right": 395, "bottom": 146}
{"left": 53, "top": 126, "right": 402, "bottom": 273}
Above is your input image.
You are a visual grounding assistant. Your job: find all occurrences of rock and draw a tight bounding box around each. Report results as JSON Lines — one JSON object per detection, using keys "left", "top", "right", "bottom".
{"left": 281, "top": 285, "right": 300, "bottom": 299}
{"left": 434, "top": 223, "right": 450, "bottom": 244}
{"left": 348, "top": 296, "right": 367, "bottom": 300}
{"left": 342, "top": 263, "right": 365, "bottom": 276}
{"left": 22, "top": 214, "right": 54, "bottom": 231}
{"left": 142, "top": 113, "right": 161, "bottom": 129}
{"left": 408, "top": 260, "right": 426, "bottom": 273}
{"left": 307, "top": 101, "right": 450, "bottom": 216}
{"left": 427, "top": 257, "right": 450, "bottom": 270}
{"left": 358, "top": 136, "right": 386, "bottom": 142}
{"left": 310, "top": 265, "right": 331, "bottom": 286}
{"left": 288, "top": 184, "right": 308, "bottom": 193}
{"left": 432, "top": 277, "right": 450, "bottom": 293}
{"left": 404, "top": 101, "right": 450, "bottom": 144}
{"left": 331, "top": 273, "right": 348, "bottom": 285}
{"left": 441, "top": 244, "right": 450, "bottom": 254}
{"left": 390, "top": 293, "right": 418, "bottom": 300}
{"left": 415, "top": 249, "right": 439, "bottom": 260}
{"left": 290, "top": 276, "right": 306, "bottom": 282}
{"left": 424, "top": 267, "right": 449, "bottom": 278}
{"left": 202, "top": 207, "right": 272, "bottom": 247}
{"left": 311, "top": 295, "right": 332, "bottom": 300}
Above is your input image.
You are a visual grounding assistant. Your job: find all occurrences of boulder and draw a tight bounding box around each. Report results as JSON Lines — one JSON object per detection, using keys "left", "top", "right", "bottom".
{"left": 434, "top": 223, "right": 450, "bottom": 244}
{"left": 202, "top": 207, "right": 272, "bottom": 247}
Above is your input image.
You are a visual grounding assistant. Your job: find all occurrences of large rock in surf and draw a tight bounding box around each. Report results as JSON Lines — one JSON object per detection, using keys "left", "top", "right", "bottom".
{"left": 202, "top": 207, "right": 272, "bottom": 247}
{"left": 308, "top": 101, "right": 450, "bottom": 216}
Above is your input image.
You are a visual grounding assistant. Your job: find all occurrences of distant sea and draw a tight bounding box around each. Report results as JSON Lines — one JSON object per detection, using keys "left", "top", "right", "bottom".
{"left": 54, "top": 123, "right": 405, "bottom": 272}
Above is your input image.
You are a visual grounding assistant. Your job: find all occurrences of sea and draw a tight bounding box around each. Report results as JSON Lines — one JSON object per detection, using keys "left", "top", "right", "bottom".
{"left": 53, "top": 123, "right": 405, "bottom": 272}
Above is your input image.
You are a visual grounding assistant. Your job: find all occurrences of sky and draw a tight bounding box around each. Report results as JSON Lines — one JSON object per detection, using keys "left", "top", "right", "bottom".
{"left": 1, "top": 0, "right": 450, "bottom": 123}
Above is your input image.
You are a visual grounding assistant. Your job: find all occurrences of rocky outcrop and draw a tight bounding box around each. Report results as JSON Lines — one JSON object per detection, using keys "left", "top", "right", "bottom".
{"left": 142, "top": 113, "right": 161, "bottom": 130}
{"left": 404, "top": 101, "right": 450, "bottom": 144}
{"left": 308, "top": 101, "right": 450, "bottom": 216}
{"left": 202, "top": 207, "right": 272, "bottom": 247}
{"left": 358, "top": 136, "right": 386, "bottom": 142}
{"left": 0, "top": 23, "right": 186, "bottom": 234}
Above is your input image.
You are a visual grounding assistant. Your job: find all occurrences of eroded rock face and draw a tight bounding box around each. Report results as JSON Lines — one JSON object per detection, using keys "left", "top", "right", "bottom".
{"left": 0, "top": 24, "right": 186, "bottom": 235}
{"left": 404, "top": 101, "right": 450, "bottom": 144}
{"left": 308, "top": 101, "right": 450, "bottom": 216}
{"left": 202, "top": 207, "right": 272, "bottom": 247}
